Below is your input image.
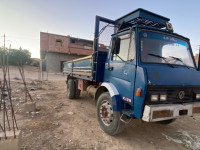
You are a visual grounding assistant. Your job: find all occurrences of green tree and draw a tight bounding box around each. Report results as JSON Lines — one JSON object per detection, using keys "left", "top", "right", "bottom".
{"left": 0, "top": 47, "right": 7, "bottom": 66}
{"left": 0, "top": 47, "right": 32, "bottom": 66}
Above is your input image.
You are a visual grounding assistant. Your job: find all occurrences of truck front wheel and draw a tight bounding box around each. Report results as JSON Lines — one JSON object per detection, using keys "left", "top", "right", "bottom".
{"left": 67, "top": 79, "right": 75, "bottom": 99}
{"left": 97, "top": 92, "right": 125, "bottom": 135}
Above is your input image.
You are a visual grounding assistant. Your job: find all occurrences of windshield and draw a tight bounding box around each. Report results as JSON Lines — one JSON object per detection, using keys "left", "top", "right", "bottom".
{"left": 140, "top": 31, "right": 195, "bottom": 68}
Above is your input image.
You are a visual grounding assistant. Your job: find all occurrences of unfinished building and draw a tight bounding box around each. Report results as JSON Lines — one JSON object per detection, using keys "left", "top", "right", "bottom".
{"left": 40, "top": 32, "right": 94, "bottom": 72}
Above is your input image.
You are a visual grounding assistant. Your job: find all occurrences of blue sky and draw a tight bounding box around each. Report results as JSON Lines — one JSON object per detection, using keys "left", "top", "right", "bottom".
{"left": 0, "top": 0, "right": 200, "bottom": 58}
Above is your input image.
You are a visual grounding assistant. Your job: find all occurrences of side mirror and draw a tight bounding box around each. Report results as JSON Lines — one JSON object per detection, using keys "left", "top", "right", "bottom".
{"left": 111, "top": 37, "right": 120, "bottom": 54}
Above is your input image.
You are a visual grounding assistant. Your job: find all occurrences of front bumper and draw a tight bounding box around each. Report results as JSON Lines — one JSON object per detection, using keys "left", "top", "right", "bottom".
{"left": 142, "top": 102, "right": 200, "bottom": 122}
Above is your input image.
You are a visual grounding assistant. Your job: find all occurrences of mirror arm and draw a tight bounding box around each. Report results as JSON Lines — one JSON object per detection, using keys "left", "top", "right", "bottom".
{"left": 198, "top": 53, "right": 200, "bottom": 71}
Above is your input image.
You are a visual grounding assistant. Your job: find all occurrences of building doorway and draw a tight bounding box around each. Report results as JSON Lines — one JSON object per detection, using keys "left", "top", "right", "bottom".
{"left": 60, "top": 61, "right": 66, "bottom": 72}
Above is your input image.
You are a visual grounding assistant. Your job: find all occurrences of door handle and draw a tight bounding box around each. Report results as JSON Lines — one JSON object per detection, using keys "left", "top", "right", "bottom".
{"left": 108, "top": 67, "right": 113, "bottom": 71}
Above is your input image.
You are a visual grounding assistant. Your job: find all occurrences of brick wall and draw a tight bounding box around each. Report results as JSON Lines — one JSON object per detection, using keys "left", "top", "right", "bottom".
{"left": 40, "top": 32, "right": 108, "bottom": 72}
{"left": 40, "top": 32, "right": 93, "bottom": 58}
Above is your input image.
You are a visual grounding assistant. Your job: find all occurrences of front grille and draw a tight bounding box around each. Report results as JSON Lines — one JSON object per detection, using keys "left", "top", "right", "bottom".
{"left": 145, "top": 86, "right": 200, "bottom": 104}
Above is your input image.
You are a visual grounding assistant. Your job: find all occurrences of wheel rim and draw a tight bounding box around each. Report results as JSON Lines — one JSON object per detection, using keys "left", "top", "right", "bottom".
{"left": 100, "top": 100, "right": 114, "bottom": 126}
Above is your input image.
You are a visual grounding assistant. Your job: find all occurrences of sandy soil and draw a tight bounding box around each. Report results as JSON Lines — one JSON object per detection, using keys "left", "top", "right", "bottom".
{"left": 1, "top": 66, "right": 200, "bottom": 150}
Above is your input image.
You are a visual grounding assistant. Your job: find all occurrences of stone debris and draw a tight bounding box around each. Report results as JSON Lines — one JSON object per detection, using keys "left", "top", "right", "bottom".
{"left": 53, "top": 122, "right": 60, "bottom": 126}
{"left": 59, "top": 103, "right": 64, "bottom": 106}
{"left": 30, "top": 88, "right": 36, "bottom": 91}
{"left": 16, "top": 88, "right": 23, "bottom": 93}
{"left": 0, "top": 130, "right": 22, "bottom": 150}
{"left": 31, "top": 112, "right": 36, "bottom": 115}
{"left": 162, "top": 131, "right": 200, "bottom": 150}
{"left": 23, "top": 102, "right": 36, "bottom": 113}
{"left": 59, "top": 103, "right": 68, "bottom": 107}
{"left": 36, "top": 95, "right": 41, "bottom": 100}
{"left": 30, "top": 81, "right": 37, "bottom": 85}
{"left": 11, "top": 97, "right": 17, "bottom": 101}
{"left": 67, "top": 112, "right": 74, "bottom": 115}
{"left": 0, "top": 90, "right": 8, "bottom": 97}
{"left": 19, "top": 100, "right": 24, "bottom": 103}
{"left": 11, "top": 97, "right": 22, "bottom": 102}
{"left": 14, "top": 77, "right": 20, "bottom": 80}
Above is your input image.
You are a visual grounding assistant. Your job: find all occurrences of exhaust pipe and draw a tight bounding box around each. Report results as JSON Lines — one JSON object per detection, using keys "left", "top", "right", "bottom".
{"left": 87, "top": 85, "right": 97, "bottom": 98}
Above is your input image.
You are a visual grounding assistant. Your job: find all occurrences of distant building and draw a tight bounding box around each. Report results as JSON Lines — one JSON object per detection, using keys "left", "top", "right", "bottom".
{"left": 31, "top": 58, "right": 41, "bottom": 67}
{"left": 194, "top": 54, "right": 199, "bottom": 66}
{"left": 40, "top": 32, "right": 95, "bottom": 72}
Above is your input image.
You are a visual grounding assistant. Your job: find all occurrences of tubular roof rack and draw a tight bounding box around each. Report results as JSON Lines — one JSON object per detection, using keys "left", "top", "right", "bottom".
{"left": 115, "top": 8, "right": 170, "bottom": 30}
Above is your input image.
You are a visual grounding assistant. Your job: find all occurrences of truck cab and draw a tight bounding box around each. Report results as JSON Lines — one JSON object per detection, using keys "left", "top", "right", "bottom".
{"left": 64, "top": 8, "right": 200, "bottom": 135}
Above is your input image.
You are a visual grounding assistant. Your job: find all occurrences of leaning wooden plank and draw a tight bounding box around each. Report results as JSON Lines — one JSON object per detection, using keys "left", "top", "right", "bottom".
{"left": 72, "top": 71, "right": 91, "bottom": 76}
{"left": 72, "top": 55, "right": 92, "bottom": 62}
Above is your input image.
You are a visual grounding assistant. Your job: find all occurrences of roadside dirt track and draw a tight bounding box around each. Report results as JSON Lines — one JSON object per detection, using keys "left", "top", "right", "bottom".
{"left": 1, "top": 66, "right": 200, "bottom": 150}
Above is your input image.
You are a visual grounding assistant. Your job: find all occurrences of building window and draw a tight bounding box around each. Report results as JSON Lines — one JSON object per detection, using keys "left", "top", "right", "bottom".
{"left": 56, "top": 39, "right": 62, "bottom": 47}
{"left": 70, "top": 39, "right": 76, "bottom": 43}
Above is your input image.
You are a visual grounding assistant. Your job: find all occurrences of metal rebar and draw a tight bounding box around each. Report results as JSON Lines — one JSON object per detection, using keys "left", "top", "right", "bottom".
{"left": 0, "top": 45, "right": 18, "bottom": 139}
{"left": 5, "top": 78, "right": 18, "bottom": 131}
{"left": 5, "top": 107, "right": 10, "bottom": 131}
{"left": 18, "top": 65, "right": 33, "bottom": 102}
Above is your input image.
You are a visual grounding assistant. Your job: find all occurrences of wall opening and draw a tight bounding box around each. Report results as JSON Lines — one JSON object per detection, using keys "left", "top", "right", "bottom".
{"left": 60, "top": 61, "right": 66, "bottom": 72}
{"left": 56, "top": 39, "right": 62, "bottom": 47}
{"left": 70, "top": 38, "right": 93, "bottom": 47}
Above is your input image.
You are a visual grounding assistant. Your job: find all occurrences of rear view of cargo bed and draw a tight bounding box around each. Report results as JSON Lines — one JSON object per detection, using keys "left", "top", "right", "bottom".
{"left": 63, "top": 51, "right": 107, "bottom": 82}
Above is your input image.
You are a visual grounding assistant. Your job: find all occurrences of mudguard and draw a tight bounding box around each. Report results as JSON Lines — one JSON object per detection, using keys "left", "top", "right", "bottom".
{"left": 99, "top": 82, "right": 124, "bottom": 111}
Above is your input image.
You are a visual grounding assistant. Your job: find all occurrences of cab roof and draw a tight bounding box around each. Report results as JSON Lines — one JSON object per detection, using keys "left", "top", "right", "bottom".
{"left": 115, "top": 8, "right": 170, "bottom": 31}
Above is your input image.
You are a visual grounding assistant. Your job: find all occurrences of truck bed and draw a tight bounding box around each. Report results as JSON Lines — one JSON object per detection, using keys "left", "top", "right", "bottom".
{"left": 63, "top": 51, "right": 107, "bottom": 82}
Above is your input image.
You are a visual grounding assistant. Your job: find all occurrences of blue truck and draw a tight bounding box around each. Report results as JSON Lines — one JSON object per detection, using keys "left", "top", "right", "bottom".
{"left": 63, "top": 8, "right": 200, "bottom": 135}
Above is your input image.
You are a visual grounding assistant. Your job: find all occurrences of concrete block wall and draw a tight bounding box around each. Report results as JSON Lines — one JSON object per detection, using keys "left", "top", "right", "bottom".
{"left": 45, "top": 52, "right": 81, "bottom": 72}
{"left": 0, "top": 130, "right": 22, "bottom": 150}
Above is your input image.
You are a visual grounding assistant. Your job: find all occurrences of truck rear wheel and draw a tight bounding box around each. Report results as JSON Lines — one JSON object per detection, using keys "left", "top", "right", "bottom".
{"left": 75, "top": 89, "right": 81, "bottom": 99}
{"left": 97, "top": 92, "right": 125, "bottom": 135}
{"left": 74, "top": 80, "right": 81, "bottom": 99}
{"left": 67, "top": 79, "right": 75, "bottom": 99}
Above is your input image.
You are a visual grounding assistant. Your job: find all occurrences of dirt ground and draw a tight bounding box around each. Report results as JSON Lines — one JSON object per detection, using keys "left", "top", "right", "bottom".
{"left": 1, "top": 66, "right": 200, "bottom": 150}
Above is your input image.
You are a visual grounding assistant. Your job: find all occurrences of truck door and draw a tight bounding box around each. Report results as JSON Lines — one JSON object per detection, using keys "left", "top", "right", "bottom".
{"left": 93, "top": 16, "right": 116, "bottom": 81}
{"left": 93, "top": 16, "right": 136, "bottom": 105}
{"left": 107, "top": 32, "right": 136, "bottom": 105}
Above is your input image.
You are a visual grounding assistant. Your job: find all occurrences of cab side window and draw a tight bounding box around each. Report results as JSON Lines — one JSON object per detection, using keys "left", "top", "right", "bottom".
{"left": 113, "top": 33, "right": 135, "bottom": 61}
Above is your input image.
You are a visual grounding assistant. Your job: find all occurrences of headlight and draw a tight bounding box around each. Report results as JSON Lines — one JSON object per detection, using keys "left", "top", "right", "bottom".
{"left": 160, "top": 94, "right": 167, "bottom": 101}
{"left": 151, "top": 95, "right": 158, "bottom": 101}
{"left": 196, "top": 94, "right": 200, "bottom": 99}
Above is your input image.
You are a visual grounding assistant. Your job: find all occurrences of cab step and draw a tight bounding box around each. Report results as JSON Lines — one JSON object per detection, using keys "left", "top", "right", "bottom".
{"left": 122, "top": 110, "right": 134, "bottom": 117}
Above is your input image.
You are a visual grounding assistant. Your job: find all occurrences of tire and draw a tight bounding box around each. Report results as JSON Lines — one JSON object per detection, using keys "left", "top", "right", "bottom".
{"left": 157, "top": 119, "right": 176, "bottom": 125}
{"left": 67, "top": 79, "right": 75, "bottom": 99}
{"left": 74, "top": 80, "right": 81, "bottom": 99}
{"left": 75, "top": 89, "right": 81, "bottom": 99}
{"left": 97, "top": 92, "right": 125, "bottom": 135}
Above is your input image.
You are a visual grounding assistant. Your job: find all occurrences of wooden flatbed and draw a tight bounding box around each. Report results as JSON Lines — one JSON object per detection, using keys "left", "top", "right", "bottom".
{"left": 63, "top": 51, "right": 107, "bottom": 81}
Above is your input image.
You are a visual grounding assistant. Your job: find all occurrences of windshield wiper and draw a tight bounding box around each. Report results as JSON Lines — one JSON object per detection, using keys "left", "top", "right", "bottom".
{"left": 148, "top": 53, "right": 175, "bottom": 68}
{"left": 148, "top": 53, "right": 166, "bottom": 60}
{"left": 169, "top": 56, "right": 189, "bottom": 69}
